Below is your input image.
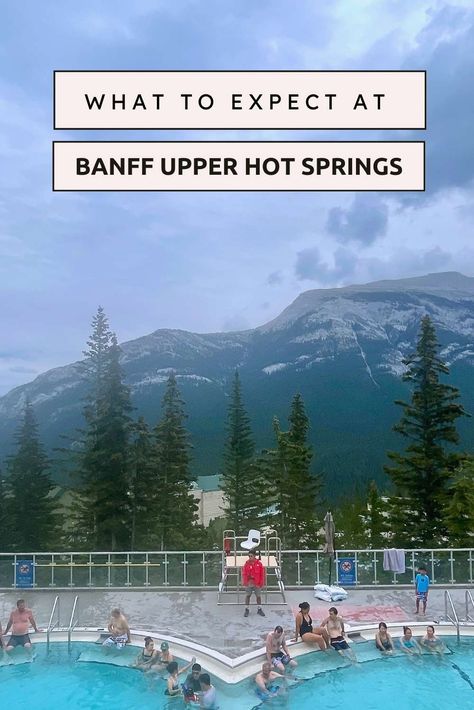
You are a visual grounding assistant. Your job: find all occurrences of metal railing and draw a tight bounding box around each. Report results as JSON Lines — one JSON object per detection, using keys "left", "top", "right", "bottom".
{"left": 46, "top": 595, "right": 60, "bottom": 651}
{"left": 68, "top": 595, "right": 79, "bottom": 652}
{"left": 444, "top": 590, "right": 460, "bottom": 642}
{"left": 1, "top": 548, "right": 473, "bottom": 589}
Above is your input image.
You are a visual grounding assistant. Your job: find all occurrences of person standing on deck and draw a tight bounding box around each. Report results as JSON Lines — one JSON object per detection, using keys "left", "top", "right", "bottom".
{"left": 242, "top": 550, "right": 265, "bottom": 617}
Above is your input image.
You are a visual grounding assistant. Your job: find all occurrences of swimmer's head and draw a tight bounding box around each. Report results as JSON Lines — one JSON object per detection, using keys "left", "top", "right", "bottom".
{"left": 262, "top": 662, "right": 272, "bottom": 675}
{"left": 199, "top": 673, "right": 211, "bottom": 690}
{"left": 274, "top": 625, "right": 283, "bottom": 636}
{"left": 299, "top": 602, "right": 310, "bottom": 612}
{"left": 161, "top": 642, "right": 169, "bottom": 651}
{"left": 144, "top": 636, "right": 154, "bottom": 649}
{"left": 379, "top": 622, "right": 387, "bottom": 630}
{"left": 329, "top": 607, "right": 338, "bottom": 616}
{"left": 167, "top": 661, "right": 178, "bottom": 674}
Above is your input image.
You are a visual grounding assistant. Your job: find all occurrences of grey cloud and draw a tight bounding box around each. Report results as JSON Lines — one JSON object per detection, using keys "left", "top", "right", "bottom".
{"left": 404, "top": 8, "right": 474, "bottom": 195}
{"left": 295, "top": 246, "right": 357, "bottom": 283}
{"left": 267, "top": 271, "right": 283, "bottom": 285}
{"left": 326, "top": 195, "right": 388, "bottom": 245}
{"left": 221, "top": 314, "right": 251, "bottom": 332}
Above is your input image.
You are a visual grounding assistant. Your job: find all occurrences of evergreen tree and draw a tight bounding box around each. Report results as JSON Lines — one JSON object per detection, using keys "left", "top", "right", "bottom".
{"left": 0, "top": 469, "right": 13, "bottom": 551}
{"left": 256, "top": 394, "right": 321, "bottom": 548}
{"left": 444, "top": 459, "right": 474, "bottom": 546}
{"left": 129, "top": 417, "right": 158, "bottom": 549}
{"left": 333, "top": 493, "right": 367, "bottom": 548}
{"left": 73, "top": 309, "right": 133, "bottom": 550}
{"left": 364, "top": 481, "right": 389, "bottom": 548}
{"left": 154, "top": 373, "right": 197, "bottom": 549}
{"left": 220, "top": 371, "right": 258, "bottom": 532}
{"left": 385, "top": 315, "right": 467, "bottom": 545}
{"left": 6, "top": 401, "right": 58, "bottom": 550}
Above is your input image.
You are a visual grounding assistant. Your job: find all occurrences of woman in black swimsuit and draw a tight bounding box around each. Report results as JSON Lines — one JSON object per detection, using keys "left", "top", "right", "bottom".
{"left": 134, "top": 636, "right": 159, "bottom": 670}
{"left": 293, "top": 602, "right": 329, "bottom": 650}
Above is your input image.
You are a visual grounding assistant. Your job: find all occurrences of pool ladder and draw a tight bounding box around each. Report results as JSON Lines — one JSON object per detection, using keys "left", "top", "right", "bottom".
{"left": 45, "top": 595, "right": 79, "bottom": 652}
{"left": 444, "top": 590, "right": 460, "bottom": 643}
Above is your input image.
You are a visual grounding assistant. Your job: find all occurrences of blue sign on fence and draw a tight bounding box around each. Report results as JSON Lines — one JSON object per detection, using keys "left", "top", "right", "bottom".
{"left": 337, "top": 557, "right": 356, "bottom": 585}
{"left": 16, "top": 560, "right": 34, "bottom": 588}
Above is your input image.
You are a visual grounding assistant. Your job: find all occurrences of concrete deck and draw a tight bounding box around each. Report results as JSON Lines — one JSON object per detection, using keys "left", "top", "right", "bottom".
{"left": 1, "top": 587, "right": 471, "bottom": 658}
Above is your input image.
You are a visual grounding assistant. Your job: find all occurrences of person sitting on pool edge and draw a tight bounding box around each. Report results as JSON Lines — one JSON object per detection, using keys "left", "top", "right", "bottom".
{"left": 266, "top": 625, "right": 297, "bottom": 674}
{"left": 165, "top": 657, "right": 196, "bottom": 697}
{"left": 103, "top": 608, "right": 131, "bottom": 649}
{"left": 134, "top": 636, "right": 160, "bottom": 670}
{"left": 293, "top": 601, "right": 329, "bottom": 650}
{"left": 321, "top": 607, "right": 357, "bottom": 662}
{"left": 4, "top": 599, "right": 39, "bottom": 653}
{"left": 255, "top": 661, "right": 286, "bottom": 702}
{"left": 375, "top": 622, "right": 394, "bottom": 654}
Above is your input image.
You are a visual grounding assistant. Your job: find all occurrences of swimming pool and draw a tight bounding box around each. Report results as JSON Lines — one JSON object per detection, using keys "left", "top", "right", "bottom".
{"left": 0, "top": 638, "right": 473, "bottom": 708}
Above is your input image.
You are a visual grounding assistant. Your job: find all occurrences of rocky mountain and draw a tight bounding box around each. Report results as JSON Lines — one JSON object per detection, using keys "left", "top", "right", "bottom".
{"left": 1, "top": 271, "right": 474, "bottom": 496}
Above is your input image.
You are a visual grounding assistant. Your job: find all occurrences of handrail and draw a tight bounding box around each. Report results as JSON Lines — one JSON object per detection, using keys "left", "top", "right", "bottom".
{"left": 444, "top": 590, "right": 460, "bottom": 643}
{"left": 46, "top": 595, "right": 60, "bottom": 651}
{"left": 67, "top": 595, "right": 79, "bottom": 651}
{"left": 465, "top": 589, "right": 474, "bottom": 622}
{"left": 2, "top": 548, "right": 474, "bottom": 590}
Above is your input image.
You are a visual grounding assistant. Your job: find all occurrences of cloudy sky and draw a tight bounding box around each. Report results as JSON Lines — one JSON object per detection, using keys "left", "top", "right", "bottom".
{"left": 0, "top": 0, "right": 473, "bottom": 394}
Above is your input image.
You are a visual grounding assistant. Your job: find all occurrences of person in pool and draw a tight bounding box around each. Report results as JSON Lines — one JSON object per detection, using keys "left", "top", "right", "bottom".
{"left": 183, "top": 662, "right": 203, "bottom": 703}
{"left": 199, "top": 673, "right": 219, "bottom": 709}
{"left": 375, "top": 622, "right": 394, "bottom": 654}
{"left": 293, "top": 602, "right": 329, "bottom": 650}
{"left": 134, "top": 636, "right": 160, "bottom": 670}
{"left": 165, "top": 657, "right": 196, "bottom": 697}
{"left": 255, "top": 661, "right": 285, "bottom": 702}
{"left": 157, "top": 640, "right": 173, "bottom": 666}
{"left": 321, "top": 607, "right": 357, "bottom": 661}
{"left": 399, "top": 626, "right": 421, "bottom": 655}
{"left": 421, "top": 625, "right": 444, "bottom": 655}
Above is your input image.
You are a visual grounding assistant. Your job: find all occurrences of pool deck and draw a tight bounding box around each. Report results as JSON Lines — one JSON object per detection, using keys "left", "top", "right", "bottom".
{"left": 0, "top": 586, "right": 472, "bottom": 658}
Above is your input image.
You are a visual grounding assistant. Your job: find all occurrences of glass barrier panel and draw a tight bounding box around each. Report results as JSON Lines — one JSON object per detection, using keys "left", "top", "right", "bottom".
{"left": 203, "top": 552, "right": 222, "bottom": 587}
{"left": 33, "top": 555, "right": 53, "bottom": 587}
{"left": 453, "top": 550, "right": 472, "bottom": 584}
{"left": 280, "top": 553, "right": 299, "bottom": 585}
{"left": 129, "top": 554, "right": 147, "bottom": 587}
{"left": 0, "top": 556, "right": 14, "bottom": 587}
{"left": 146, "top": 553, "right": 166, "bottom": 586}
{"left": 166, "top": 554, "right": 186, "bottom": 586}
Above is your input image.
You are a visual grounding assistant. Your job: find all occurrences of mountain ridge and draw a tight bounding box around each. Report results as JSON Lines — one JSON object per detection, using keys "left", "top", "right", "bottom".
{"left": 1, "top": 271, "right": 474, "bottom": 495}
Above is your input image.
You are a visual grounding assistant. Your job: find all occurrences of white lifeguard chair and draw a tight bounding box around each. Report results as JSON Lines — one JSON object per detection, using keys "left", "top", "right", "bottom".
{"left": 240, "top": 529, "right": 261, "bottom": 551}
{"left": 218, "top": 527, "right": 286, "bottom": 606}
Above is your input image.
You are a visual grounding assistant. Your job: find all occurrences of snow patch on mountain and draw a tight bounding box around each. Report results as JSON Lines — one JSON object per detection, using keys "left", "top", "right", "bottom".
{"left": 263, "top": 363, "right": 289, "bottom": 375}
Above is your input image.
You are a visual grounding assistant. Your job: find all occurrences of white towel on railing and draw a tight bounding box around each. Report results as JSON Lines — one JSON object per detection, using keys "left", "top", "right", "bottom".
{"left": 383, "top": 548, "right": 405, "bottom": 573}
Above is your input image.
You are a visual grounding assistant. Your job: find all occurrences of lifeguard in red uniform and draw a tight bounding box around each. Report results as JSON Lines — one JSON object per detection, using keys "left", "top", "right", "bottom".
{"left": 242, "top": 550, "right": 265, "bottom": 618}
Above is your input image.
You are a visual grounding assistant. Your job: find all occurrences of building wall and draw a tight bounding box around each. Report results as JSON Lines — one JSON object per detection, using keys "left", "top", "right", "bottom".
{"left": 192, "top": 489, "right": 225, "bottom": 527}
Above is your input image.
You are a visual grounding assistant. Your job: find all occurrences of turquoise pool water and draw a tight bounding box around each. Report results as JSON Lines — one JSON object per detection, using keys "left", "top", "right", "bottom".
{"left": 0, "top": 638, "right": 473, "bottom": 709}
